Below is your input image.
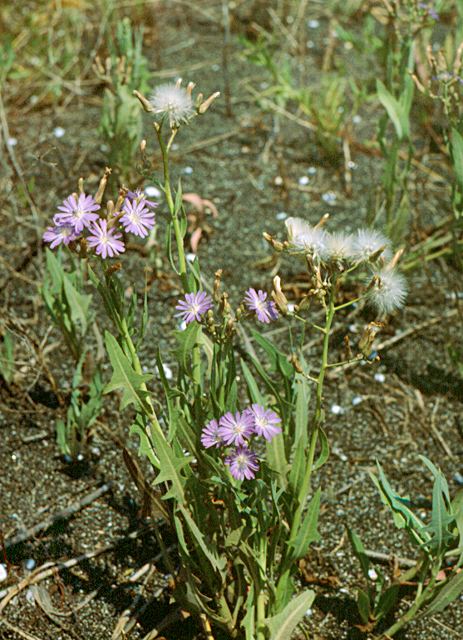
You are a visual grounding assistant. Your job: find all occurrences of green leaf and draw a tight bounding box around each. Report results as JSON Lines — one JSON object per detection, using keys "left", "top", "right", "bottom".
{"left": 241, "top": 358, "right": 265, "bottom": 404}
{"left": 313, "top": 426, "right": 329, "bottom": 470}
{"left": 375, "top": 584, "right": 399, "bottom": 621}
{"left": 356, "top": 589, "right": 371, "bottom": 624}
{"left": 242, "top": 584, "right": 256, "bottom": 640}
{"left": 450, "top": 128, "right": 463, "bottom": 193}
{"left": 288, "top": 437, "right": 307, "bottom": 496}
{"left": 377, "top": 79, "right": 409, "bottom": 140}
{"left": 347, "top": 528, "right": 370, "bottom": 580}
{"left": 289, "top": 488, "right": 321, "bottom": 560}
{"left": 63, "top": 275, "right": 92, "bottom": 336}
{"left": 294, "top": 372, "right": 310, "bottom": 447}
{"left": 103, "top": 332, "right": 152, "bottom": 411}
{"left": 452, "top": 489, "right": 463, "bottom": 568}
{"left": 265, "top": 590, "right": 315, "bottom": 640}
{"left": 178, "top": 504, "right": 227, "bottom": 576}
{"left": 421, "top": 569, "right": 463, "bottom": 617}
{"left": 175, "top": 322, "right": 202, "bottom": 371}
{"left": 252, "top": 330, "right": 294, "bottom": 379}
{"left": 266, "top": 433, "right": 288, "bottom": 488}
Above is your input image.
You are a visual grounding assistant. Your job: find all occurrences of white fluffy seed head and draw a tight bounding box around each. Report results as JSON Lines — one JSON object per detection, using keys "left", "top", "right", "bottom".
{"left": 150, "top": 83, "right": 194, "bottom": 126}
{"left": 321, "top": 232, "right": 355, "bottom": 262}
{"left": 285, "top": 217, "right": 327, "bottom": 257}
{"left": 368, "top": 268, "right": 407, "bottom": 314}
{"left": 353, "top": 228, "right": 391, "bottom": 262}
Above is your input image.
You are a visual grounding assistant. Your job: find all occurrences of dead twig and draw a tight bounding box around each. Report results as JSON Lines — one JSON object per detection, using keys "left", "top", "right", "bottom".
{"left": 5, "top": 483, "right": 113, "bottom": 550}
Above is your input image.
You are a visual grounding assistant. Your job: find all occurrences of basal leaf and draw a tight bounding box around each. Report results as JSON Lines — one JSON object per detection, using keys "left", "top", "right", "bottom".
{"left": 265, "top": 590, "right": 315, "bottom": 640}
{"left": 288, "top": 488, "right": 321, "bottom": 560}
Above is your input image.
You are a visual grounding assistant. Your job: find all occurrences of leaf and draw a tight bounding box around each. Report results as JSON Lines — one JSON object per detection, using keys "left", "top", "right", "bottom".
{"left": 103, "top": 332, "right": 152, "bottom": 411}
{"left": 175, "top": 322, "right": 202, "bottom": 371}
{"left": 313, "top": 426, "right": 329, "bottom": 470}
{"left": 289, "top": 488, "right": 321, "bottom": 560}
{"left": 294, "top": 372, "right": 310, "bottom": 447}
{"left": 356, "top": 589, "right": 371, "bottom": 624}
{"left": 450, "top": 128, "right": 463, "bottom": 193}
{"left": 375, "top": 584, "right": 399, "bottom": 621}
{"left": 178, "top": 504, "right": 227, "bottom": 576}
{"left": 288, "top": 437, "right": 307, "bottom": 496}
{"left": 241, "top": 358, "right": 265, "bottom": 404}
{"left": 63, "top": 276, "right": 92, "bottom": 337}
{"left": 265, "top": 590, "right": 315, "bottom": 640}
{"left": 266, "top": 433, "right": 288, "bottom": 488}
{"left": 347, "top": 528, "right": 370, "bottom": 580}
{"left": 421, "top": 569, "right": 463, "bottom": 617}
{"left": 376, "top": 79, "right": 409, "bottom": 140}
{"left": 252, "top": 330, "right": 294, "bottom": 379}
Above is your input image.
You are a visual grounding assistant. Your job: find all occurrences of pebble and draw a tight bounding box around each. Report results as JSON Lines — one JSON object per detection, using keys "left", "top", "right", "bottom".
{"left": 145, "top": 185, "right": 161, "bottom": 198}
{"left": 274, "top": 175, "right": 284, "bottom": 186}
{"left": 368, "top": 568, "right": 378, "bottom": 581}
{"left": 7, "top": 137, "right": 17, "bottom": 147}
{"left": 25, "top": 559, "right": 36, "bottom": 571}
{"left": 287, "top": 303, "right": 295, "bottom": 313}
{"left": 307, "top": 166, "right": 317, "bottom": 175}
{"left": 307, "top": 40, "right": 315, "bottom": 49}
{"left": 353, "top": 115, "right": 362, "bottom": 124}
{"left": 26, "top": 588, "right": 35, "bottom": 604}
{"left": 212, "top": 63, "right": 220, "bottom": 71}
{"left": 53, "top": 126, "right": 65, "bottom": 138}
{"left": 0, "top": 564, "right": 7, "bottom": 582}
{"left": 305, "top": 608, "right": 313, "bottom": 617}
{"left": 321, "top": 191, "right": 337, "bottom": 204}
{"left": 347, "top": 160, "right": 357, "bottom": 169}
{"left": 352, "top": 395, "right": 363, "bottom": 406}
{"left": 298, "top": 176, "right": 310, "bottom": 186}
{"left": 330, "top": 404, "right": 344, "bottom": 415}
{"left": 182, "top": 166, "right": 193, "bottom": 175}
{"left": 453, "top": 472, "right": 463, "bottom": 485}
{"left": 275, "top": 211, "right": 287, "bottom": 220}
{"left": 374, "top": 372, "right": 386, "bottom": 383}
{"left": 308, "top": 19, "right": 320, "bottom": 28}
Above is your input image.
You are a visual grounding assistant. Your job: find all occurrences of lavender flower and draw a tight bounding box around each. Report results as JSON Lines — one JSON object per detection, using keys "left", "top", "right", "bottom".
{"left": 54, "top": 193, "right": 100, "bottom": 233}
{"left": 43, "top": 223, "right": 79, "bottom": 248}
{"left": 225, "top": 445, "right": 259, "bottom": 480}
{"left": 87, "top": 219, "right": 125, "bottom": 259}
{"left": 126, "top": 189, "right": 158, "bottom": 209}
{"left": 244, "top": 288, "right": 279, "bottom": 323}
{"left": 201, "top": 419, "right": 222, "bottom": 449}
{"left": 368, "top": 268, "right": 407, "bottom": 314}
{"left": 175, "top": 291, "right": 212, "bottom": 324}
{"left": 150, "top": 82, "right": 194, "bottom": 127}
{"left": 121, "top": 199, "right": 155, "bottom": 238}
{"left": 218, "top": 411, "right": 255, "bottom": 446}
{"left": 247, "top": 404, "right": 282, "bottom": 441}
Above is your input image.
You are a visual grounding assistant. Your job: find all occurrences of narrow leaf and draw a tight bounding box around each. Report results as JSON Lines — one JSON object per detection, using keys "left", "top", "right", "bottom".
{"left": 265, "top": 590, "right": 315, "bottom": 640}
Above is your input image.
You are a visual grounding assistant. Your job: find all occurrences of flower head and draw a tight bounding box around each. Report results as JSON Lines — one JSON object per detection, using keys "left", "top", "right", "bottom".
{"left": 175, "top": 291, "right": 213, "bottom": 324}
{"left": 218, "top": 411, "right": 255, "bottom": 446}
{"left": 126, "top": 189, "right": 158, "bottom": 209}
{"left": 353, "top": 229, "right": 391, "bottom": 262}
{"left": 247, "top": 404, "right": 282, "bottom": 441}
{"left": 43, "top": 223, "right": 79, "bottom": 248}
{"left": 321, "top": 232, "right": 355, "bottom": 262}
{"left": 150, "top": 82, "right": 194, "bottom": 127}
{"left": 87, "top": 219, "right": 125, "bottom": 259}
{"left": 285, "top": 217, "right": 327, "bottom": 257}
{"left": 368, "top": 268, "right": 407, "bottom": 314}
{"left": 225, "top": 445, "right": 259, "bottom": 480}
{"left": 121, "top": 198, "right": 155, "bottom": 238}
{"left": 200, "top": 419, "right": 222, "bottom": 449}
{"left": 244, "top": 288, "right": 279, "bottom": 323}
{"left": 54, "top": 193, "right": 100, "bottom": 233}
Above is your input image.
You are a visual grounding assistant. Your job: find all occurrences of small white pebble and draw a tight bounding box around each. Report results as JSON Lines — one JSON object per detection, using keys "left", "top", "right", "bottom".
{"left": 347, "top": 160, "right": 357, "bottom": 169}
{"left": 348, "top": 324, "right": 358, "bottom": 333}
{"left": 298, "top": 175, "right": 310, "bottom": 186}
{"left": 331, "top": 404, "right": 344, "bottom": 415}
{"left": 91, "top": 447, "right": 101, "bottom": 457}
{"left": 340, "top": 587, "right": 349, "bottom": 594}
{"left": 26, "top": 588, "right": 35, "bottom": 604}
{"left": 308, "top": 19, "right": 320, "bottom": 28}
{"left": 53, "top": 126, "right": 65, "bottom": 138}
{"left": 145, "top": 185, "right": 161, "bottom": 198}
{"left": 453, "top": 472, "right": 463, "bottom": 485}
{"left": 307, "top": 40, "right": 315, "bottom": 49}
{"left": 212, "top": 64, "right": 220, "bottom": 71}
{"left": 352, "top": 395, "right": 363, "bottom": 406}
{"left": 171, "top": 143, "right": 179, "bottom": 151}
{"left": 7, "top": 137, "right": 17, "bottom": 147}
{"left": 0, "top": 564, "right": 7, "bottom": 582}
{"left": 276, "top": 211, "right": 287, "bottom": 220}
{"left": 30, "top": 95, "right": 39, "bottom": 105}
{"left": 307, "top": 166, "right": 317, "bottom": 175}
{"left": 321, "top": 191, "right": 337, "bottom": 204}
{"left": 287, "top": 303, "right": 295, "bottom": 313}
{"left": 25, "top": 559, "right": 36, "bottom": 571}
{"left": 274, "top": 175, "right": 284, "bottom": 186}
{"left": 186, "top": 253, "right": 196, "bottom": 263}
{"left": 305, "top": 608, "right": 313, "bottom": 617}
{"left": 353, "top": 115, "right": 362, "bottom": 124}
{"left": 368, "top": 568, "right": 378, "bottom": 581}
{"left": 374, "top": 372, "right": 386, "bottom": 383}
{"left": 182, "top": 166, "right": 193, "bottom": 175}
{"left": 77, "top": 453, "right": 84, "bottom": 462}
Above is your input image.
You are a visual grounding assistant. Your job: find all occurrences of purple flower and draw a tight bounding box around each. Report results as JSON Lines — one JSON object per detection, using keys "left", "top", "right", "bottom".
{"left": 87, "top": 219, "right": 125, "bottom": 259}
{"left": 121, "top": 199, "right": 155, "bottom": 238}
{"left": 200, "top": 419, "right": 222, "bottom": 448}
{"left": 247, "top": 404, "right": 282, "bottom": 441}
{"left": 43, "top": 223, "right": 79, "bottom": 248}
{"left": 53, "top": 193, "right": 100, "bottom": 233}
{"left": 218, "top": 411, "right": 255, "bottom": 446}
{"left": 175, "top": 291, "right": 213, "bottom": 324}
{"left": 244, "top": 288, "right": 279, "bottom": 324}
{"left": 127, "top": 189, "right": 158, "bottom": 209}
{"left": 225, "top": 445, "right": 259, "bottom": 480}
